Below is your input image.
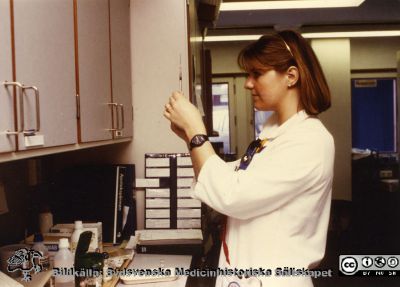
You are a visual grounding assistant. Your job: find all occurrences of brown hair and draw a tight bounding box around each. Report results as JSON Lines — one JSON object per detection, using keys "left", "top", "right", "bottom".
{"left": 238, "top": 30, "right": 331, "bottom": 115}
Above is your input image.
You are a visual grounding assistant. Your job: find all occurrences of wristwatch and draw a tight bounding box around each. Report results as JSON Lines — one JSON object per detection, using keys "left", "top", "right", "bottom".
{"left": 189, "top": 134, "right": 209, "bottom": 150}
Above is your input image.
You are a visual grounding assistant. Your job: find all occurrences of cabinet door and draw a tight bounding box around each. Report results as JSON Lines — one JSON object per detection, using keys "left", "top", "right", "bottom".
{"left": 0, "top": 0, "right": 16, "bottom": 153}
{"left": 14, "top": 0, "right": 77, "bottom": 150}
{"left": 110, "top": 0, "right": 133, "bottom": 138}
{"left": 77, "top": 0, "right": 113, "bottom": 142}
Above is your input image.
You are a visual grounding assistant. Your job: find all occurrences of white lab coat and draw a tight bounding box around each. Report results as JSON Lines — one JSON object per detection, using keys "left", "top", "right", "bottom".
{"left": 192, "top": 110, "right": 335, "bottom": 287}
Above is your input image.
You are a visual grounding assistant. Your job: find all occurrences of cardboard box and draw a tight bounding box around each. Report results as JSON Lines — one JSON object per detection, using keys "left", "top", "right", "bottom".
{"left": 50, "top": 222, "right": 102, "bottom": 252}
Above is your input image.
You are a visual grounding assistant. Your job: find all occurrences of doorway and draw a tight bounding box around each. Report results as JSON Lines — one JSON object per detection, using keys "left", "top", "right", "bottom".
{"left": 211, "top": 76, "right": 254, "bottom": 157}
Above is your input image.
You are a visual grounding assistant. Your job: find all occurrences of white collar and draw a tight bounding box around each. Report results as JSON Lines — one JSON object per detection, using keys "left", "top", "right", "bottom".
{"left": 258, "top": 110, "right": 309, "bottom": 140}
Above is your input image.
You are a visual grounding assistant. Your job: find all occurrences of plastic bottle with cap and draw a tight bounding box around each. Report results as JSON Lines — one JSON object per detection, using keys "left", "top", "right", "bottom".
{"left": 32, "top": 233, "right": 50, "bottom": 271}
{"left": 71, "top": 220, "right": 83, "bottom": 254}
{"left": 53, "top": 238, "right": 74, "bottom": 285}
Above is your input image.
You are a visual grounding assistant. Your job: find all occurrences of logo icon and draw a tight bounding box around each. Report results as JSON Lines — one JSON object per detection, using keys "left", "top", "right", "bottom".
{"left": 362, "top": 257, "right": 373, "bottom": 268}
{"left": 387, "top": 257, "right": 399, "bottom": 268}
{"left": 374, "top": 257, "right": 386, "bottom": 268}
{"left": 340, "top": 257, "right": 358, "bottom": 274}
{"left": 7, "top": 248, "right": 43, "bottom": 281}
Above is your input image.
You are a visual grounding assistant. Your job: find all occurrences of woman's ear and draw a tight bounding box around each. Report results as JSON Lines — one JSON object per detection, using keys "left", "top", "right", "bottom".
{"left": 286, "top": 66, "right": 299, "bottom": 87}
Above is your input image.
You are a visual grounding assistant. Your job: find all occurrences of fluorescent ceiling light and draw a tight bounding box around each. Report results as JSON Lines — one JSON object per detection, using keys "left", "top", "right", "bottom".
{"left": 205, "top": 35, "right": 261, "bottom": 42}
{"left": 303, "top": 31, "right": 400, "bottom": 38}
{"left": 220, "top": 0, "right": 365, "bottom": 11}
{"left": 204, "top": 30, "right": 400, "bottom": 42}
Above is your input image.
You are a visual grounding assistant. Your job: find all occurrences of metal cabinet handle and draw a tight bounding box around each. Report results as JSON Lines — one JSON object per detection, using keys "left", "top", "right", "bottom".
{"left": 107, "top": 103, "right": 118, "bottom": 131}
{"left": 2, "top": 81, "right": 22, "bottom": 135}
{"left": 118, "top": 104, "right": 124, "bottom": 131}
{"left": 2, "top": 81, "right": 40, "bottom": 136}
{"left": 107, "top": 103, "right": 124, "bottom": 133}
{"left": 21, "top": 85, "right": 40, "bottom": 135}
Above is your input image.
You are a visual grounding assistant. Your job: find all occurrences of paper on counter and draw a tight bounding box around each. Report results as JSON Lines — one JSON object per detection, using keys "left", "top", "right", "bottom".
{"left": 125, "top": 235, "right": 138, "bottom": 250}
{"left": 135, "top": 229, "right": 203, "bottom": 241}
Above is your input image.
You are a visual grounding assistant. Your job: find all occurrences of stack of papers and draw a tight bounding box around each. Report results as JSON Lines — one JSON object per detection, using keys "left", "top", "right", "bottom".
{"left": 136, "top": 229, "right": 203, "bottom": 241}
{"left": 134, "top": 229, "right": 203, "bottom": 255}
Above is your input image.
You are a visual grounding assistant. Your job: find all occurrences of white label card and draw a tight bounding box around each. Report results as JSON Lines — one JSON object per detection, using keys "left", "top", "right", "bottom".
{"left": 146, "top": 168, "right": 170, "bottom": 177}
{"left": 146, "top": 199, "right": 170, "bottom": 208}
{"left": 146, "top": 209, "right": 170, "bottom": 218}
{"left": 177, "top": 156, "right": 192, "bottom": 166}
{"left": 177, "top": 219, "right": 201, "bottom": 228}
{"left": 177, "top": 199, "right": 201, "bottom": 208}
{"left": 177, "top": 178, "right": 194, "bottom": 187}
{"left": 146, "top": 158, "right": 170, "bottom": 167}
{"left": 136, "top": 178, "right": 160, "bottom": 188}
{"left": 177, "top": 168, "right": 194, "bottom": 177}
{"left": 146, "top": 219, "right": 170, "bottom": 228}
{"left": 177, "top": 188, "right": 191, "bottom": 198}
{"left": 146, "top": 188, "right": 170, "bottom": 198}
{"left": 177, "top": 208, "right": 201, "bottom": 218}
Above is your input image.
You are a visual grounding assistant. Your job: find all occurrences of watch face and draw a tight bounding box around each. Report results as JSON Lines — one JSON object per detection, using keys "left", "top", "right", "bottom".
{"left": 190, "top": 135, "right": 208, "bottom": 148}
{"left": 193, "top": 135, "right": 204, "bottom": 145}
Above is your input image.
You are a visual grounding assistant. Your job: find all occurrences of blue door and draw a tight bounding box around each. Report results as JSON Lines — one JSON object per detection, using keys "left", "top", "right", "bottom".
{"left": 352, "top": 78, "right": 397, "bottom": 152}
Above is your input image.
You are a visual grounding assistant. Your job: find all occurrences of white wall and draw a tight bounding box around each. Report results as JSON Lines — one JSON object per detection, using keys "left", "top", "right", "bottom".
{"left": 207, "top": 42, "right": 248, "bottom": 73}
{"left": 351, "top": 37, "right": 400, "bottom": 70}
{"left": 312, "top": 39, "right": 352, "bottom": 201}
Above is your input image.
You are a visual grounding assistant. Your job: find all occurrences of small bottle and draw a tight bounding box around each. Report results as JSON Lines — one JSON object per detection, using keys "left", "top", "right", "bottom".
{"left": 38, "top": 206, "right": 53, "bottom": 234}
{"left": 32, "top": 233, "right": 50, "bottom": 271}
{"left": 53, "top": 238, "right": 74, "bottom": 285}
{"left": 70, "top": 220, "right": 83, "bottom": 254}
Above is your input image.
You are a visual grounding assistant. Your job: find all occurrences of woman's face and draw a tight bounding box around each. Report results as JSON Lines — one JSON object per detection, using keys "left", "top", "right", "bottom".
{"left": 244, "top": 68, "right": 288, "bottom": 111}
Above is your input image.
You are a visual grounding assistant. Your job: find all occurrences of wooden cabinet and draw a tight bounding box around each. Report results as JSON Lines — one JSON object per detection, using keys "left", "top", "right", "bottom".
{"left": 0, "top": 0, "right": 16, "bottom": 153}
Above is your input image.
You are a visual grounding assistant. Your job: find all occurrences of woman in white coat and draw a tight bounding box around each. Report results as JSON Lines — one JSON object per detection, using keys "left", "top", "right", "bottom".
{"left": 164, "top": 30, "right": 334, "bottom": 287}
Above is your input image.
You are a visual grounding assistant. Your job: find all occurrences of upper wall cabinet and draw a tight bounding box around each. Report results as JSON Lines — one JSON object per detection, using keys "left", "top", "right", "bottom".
{"left": 76, "top": 0, "right": 113, "bottom": 143}
{"left": 0, "top": 0, "right": 133, "bottom": 160}
{"left": 0, "top": 0, "right": 16, "bottom": 153}
{"left": 77, "top": 0, "right": 132, "bottom": 142}
{"left": 1, "top": 0, "right": 77, "bottom": 152}
{"left": 131, "top": 0, "right": 193, "bottom": 101}
{"left": 109, "top": 0, "right": 133, "bottom": 139}
{"left": 13, "top": 0, "right": 77, "bottom": 150}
